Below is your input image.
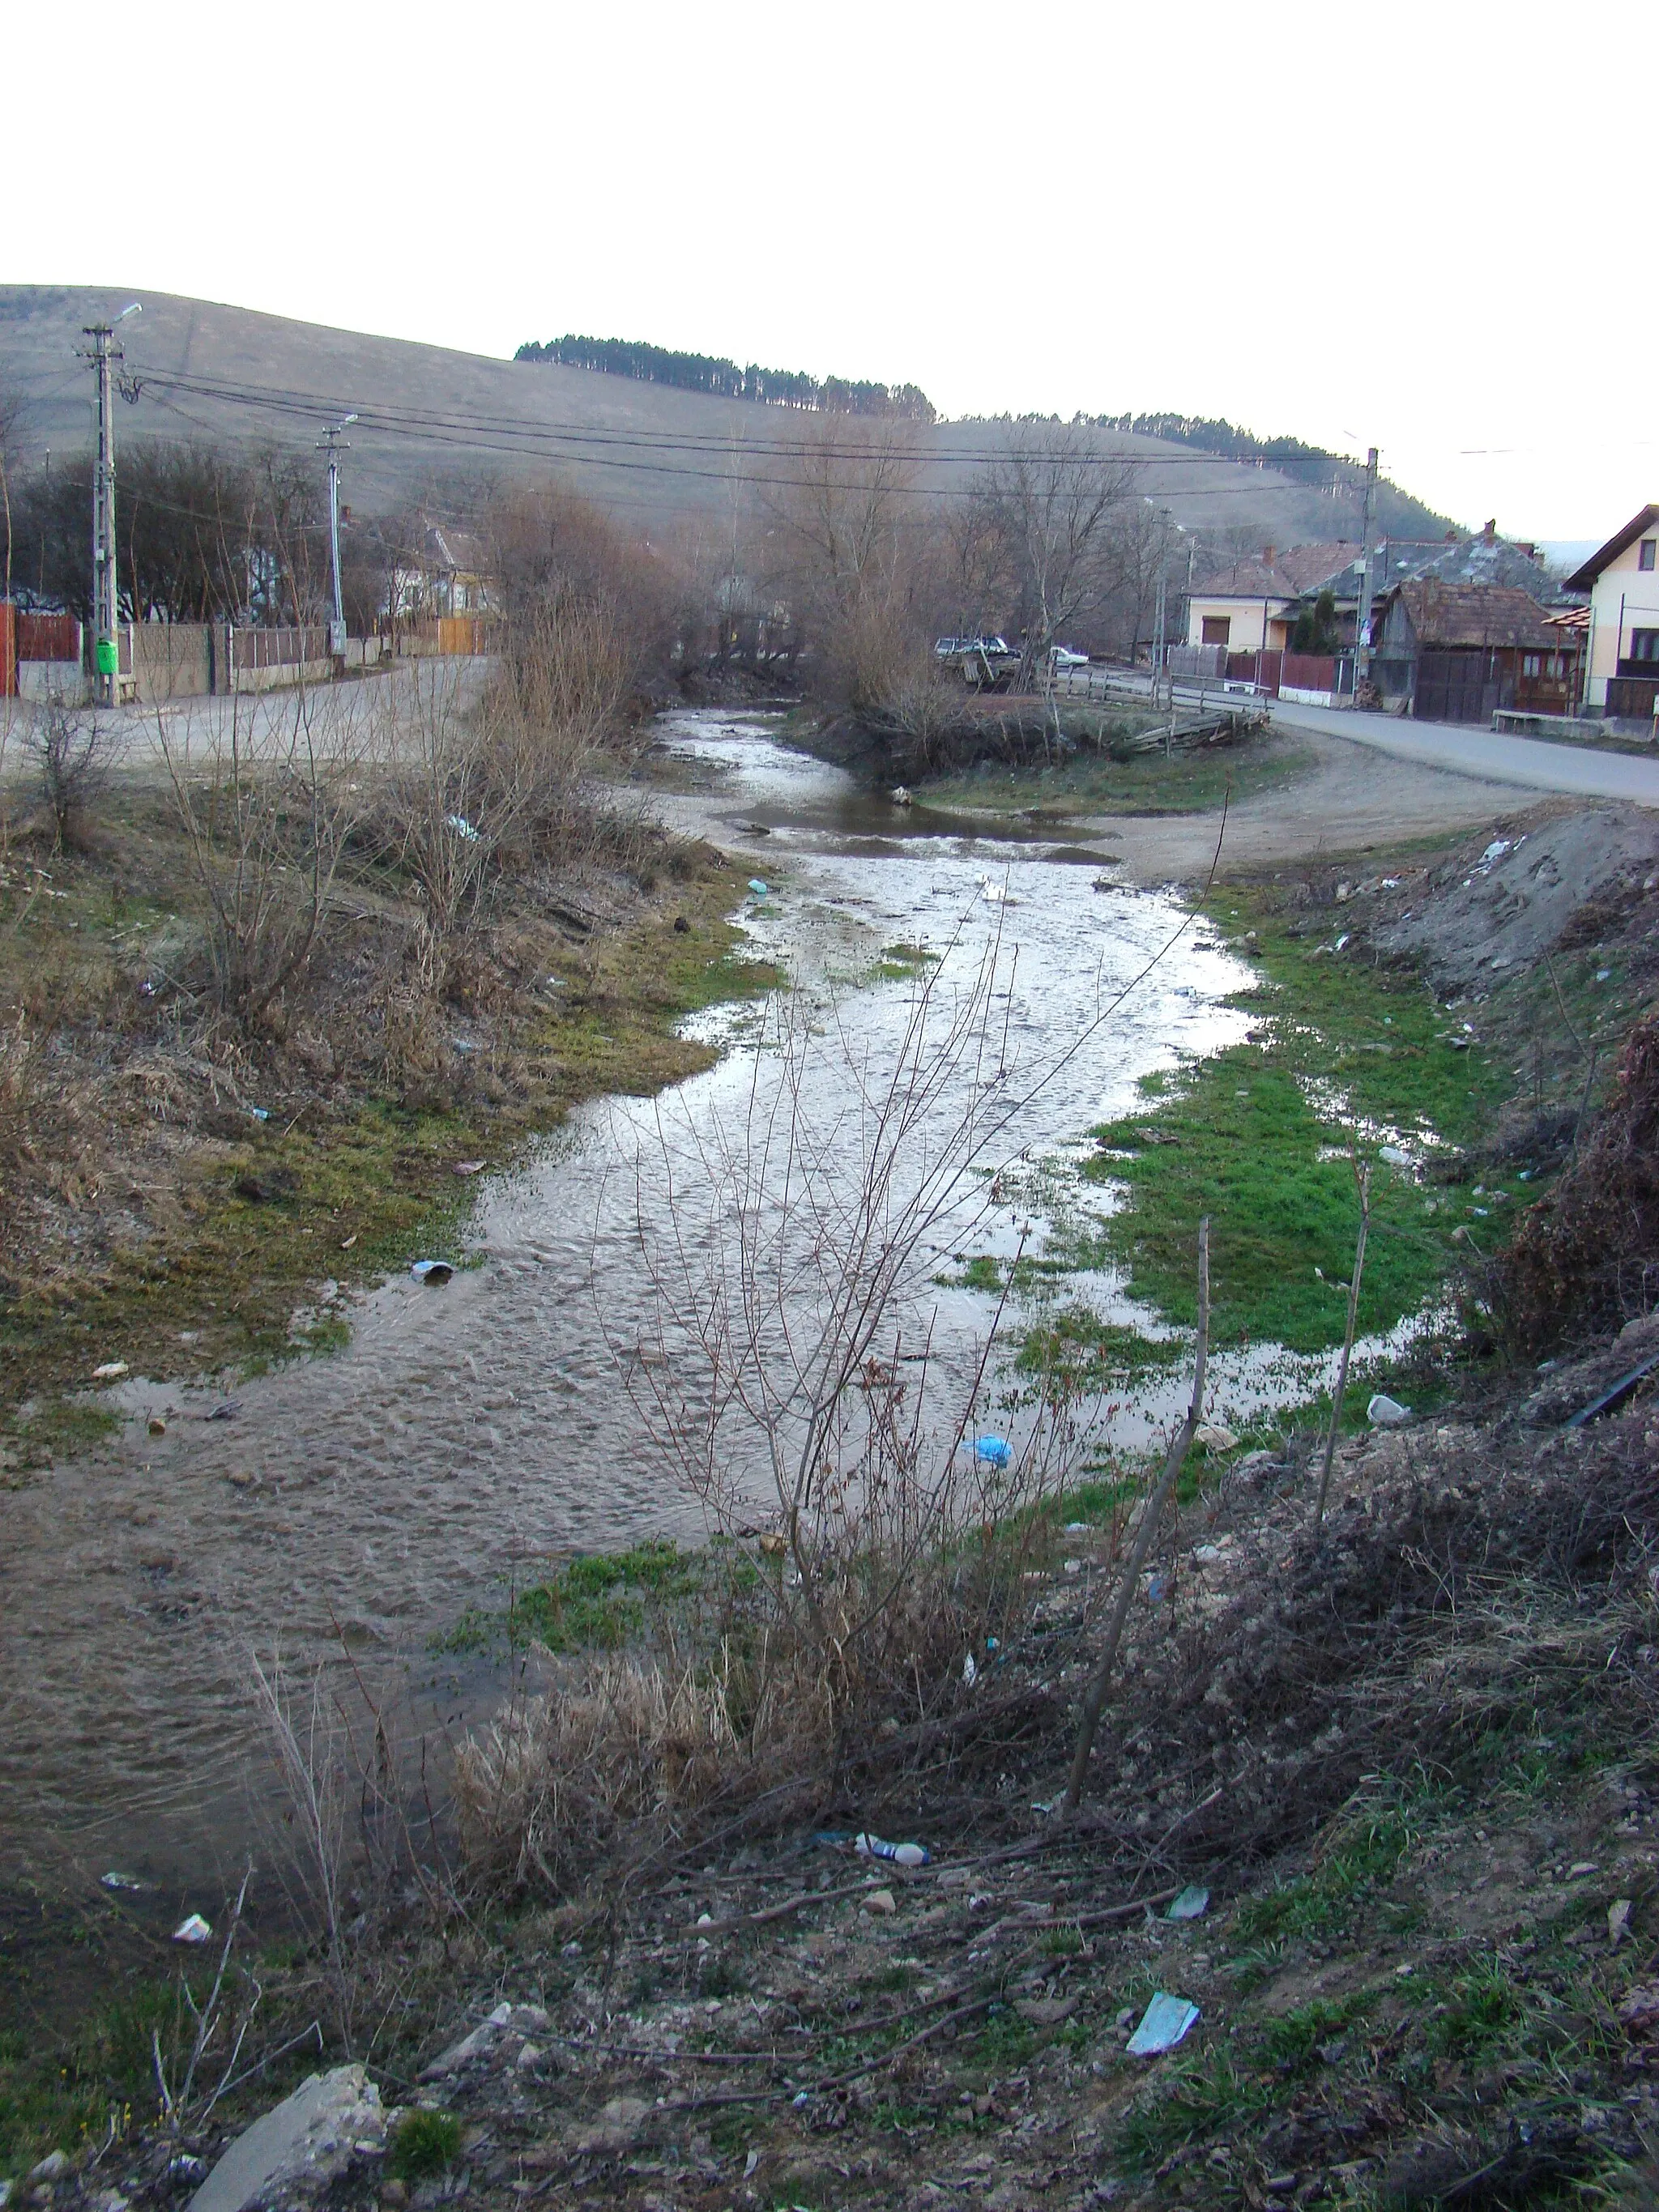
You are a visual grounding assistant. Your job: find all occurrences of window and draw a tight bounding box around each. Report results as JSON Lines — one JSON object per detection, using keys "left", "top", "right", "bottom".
{"left": 1201, "top": 616, "right": 1231, "bottom": 646}
{"left": 1630, "top": 629, "right": 1659, "bottom": 663}
{"left": 1522, "top": 654, "right": 1542, "bottom": 678}
{"left": 1640, "top": 540, "right": 1657, "bottom": 571}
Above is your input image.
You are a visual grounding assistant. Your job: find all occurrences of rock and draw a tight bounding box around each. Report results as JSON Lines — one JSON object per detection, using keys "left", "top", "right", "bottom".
{"left": 862, "top": 1888, "right": 897, "bottom": 1915}
{"left": 1194, "top": 1421, "right": 1238, "bottom": 1451}
{"left": 188, "top": 2065, "right": 385, "bottom": 2212}
{"left": 1013, "top": 1995, "right": 1077, "bottom": 2025}
{"left": 28, "top": 2155, "right": 69, "bottom": 2186}
{"left": 575, "top": 2097, "right": 650, "bottom": 2154}
{"left": 421, "top": 2001, "right": 512, "bottom": 2078}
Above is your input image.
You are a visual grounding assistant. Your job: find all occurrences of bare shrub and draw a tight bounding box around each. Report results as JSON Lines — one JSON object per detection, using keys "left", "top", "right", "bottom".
{"left": 23, "top": 696, "right": 125, "bottom": 850}
{"left": 159, "top": 686, "right": 369, "bottom": 1028}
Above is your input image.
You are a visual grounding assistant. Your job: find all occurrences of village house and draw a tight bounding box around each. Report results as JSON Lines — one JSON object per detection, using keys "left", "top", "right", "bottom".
{"left": 1182, "top": 543, "right": 1363, "bottom": 654}
{"left": 1563, "top": 505, "right": 1659, "bottom": 719}
{"left": 1371, "top": 581, "right": 1582, "bottom": 722}
{"left": 389, "top": 520, "right": 497, "bottom": 623}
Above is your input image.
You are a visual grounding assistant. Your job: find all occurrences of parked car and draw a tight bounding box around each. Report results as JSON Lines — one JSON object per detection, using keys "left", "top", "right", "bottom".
{"left": 1048, "top": 644, "right": 1089, "bottom": 668}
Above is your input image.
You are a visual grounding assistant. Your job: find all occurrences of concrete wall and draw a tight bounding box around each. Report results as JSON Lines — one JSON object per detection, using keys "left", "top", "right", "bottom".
{"left": 1584, "top": 529, "right": 1659, "bottom": 708}
{"left": 130, "top": 623, "right": 212, "bottom": 704}
{"left": 18, "top": 661, "right": 87, "bottom": 702}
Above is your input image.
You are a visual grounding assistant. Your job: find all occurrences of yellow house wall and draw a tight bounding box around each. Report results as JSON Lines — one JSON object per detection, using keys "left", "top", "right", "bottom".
{"left": 1183, "top": 595, "right": 1291, "bottom": 654}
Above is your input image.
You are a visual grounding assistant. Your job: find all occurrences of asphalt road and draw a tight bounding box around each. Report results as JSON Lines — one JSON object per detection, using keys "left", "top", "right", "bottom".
{"left": 1265, "top": 698, "right": 1659, "bottom": 806}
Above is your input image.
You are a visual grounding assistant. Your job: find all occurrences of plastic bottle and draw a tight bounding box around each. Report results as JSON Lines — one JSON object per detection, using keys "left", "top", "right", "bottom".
{"left": 855, "top": 1831, "right": 929, "bottom": 1868}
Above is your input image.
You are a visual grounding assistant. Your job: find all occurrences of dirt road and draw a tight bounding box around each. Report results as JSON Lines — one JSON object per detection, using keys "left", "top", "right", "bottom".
{"left": 1084, "top": 725, "right": 1539, "bottom": 884}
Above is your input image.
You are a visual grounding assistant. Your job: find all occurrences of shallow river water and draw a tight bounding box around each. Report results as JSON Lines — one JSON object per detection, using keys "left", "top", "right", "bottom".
{"left": 0, "top": 711, "right": 1375, "bottom": 1917}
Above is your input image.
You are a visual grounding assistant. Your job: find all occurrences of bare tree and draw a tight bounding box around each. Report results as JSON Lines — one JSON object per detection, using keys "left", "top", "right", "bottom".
{"left": 975, "top": 427, "right": 1143, "bottom": 688}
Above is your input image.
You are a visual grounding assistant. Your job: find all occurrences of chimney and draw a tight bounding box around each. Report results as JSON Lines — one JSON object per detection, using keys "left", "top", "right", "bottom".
{"left": 1482, "top": 518, "right": 1497, "bottom": 544}
{"left": 1444, "top": 530, "right": 1457, "bottom": 543}
{"left": 1262, "top": 544, "right": 1276, "bottom": 567}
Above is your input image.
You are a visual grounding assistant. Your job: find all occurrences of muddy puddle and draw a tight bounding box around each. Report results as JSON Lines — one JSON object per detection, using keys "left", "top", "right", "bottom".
{"left": 0, "top": 710, "right": 1403, "bottom": 1921}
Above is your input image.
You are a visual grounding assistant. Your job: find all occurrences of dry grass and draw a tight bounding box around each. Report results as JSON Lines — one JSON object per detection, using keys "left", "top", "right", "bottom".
{"left": 1491, "top": 1010, "right": 1659, "bottom": 1353}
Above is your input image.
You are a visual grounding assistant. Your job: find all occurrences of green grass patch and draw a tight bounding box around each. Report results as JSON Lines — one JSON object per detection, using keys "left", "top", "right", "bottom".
{"left": 388, "top": 2110, "right": 462, "bottom": 2180}
{"left": 1233, "top": 1803, "right": 1418, "bottom": 1947}
{"left": 873, "top": 941, "right": 940, "bottom": 982}
{"left": 510, "top": 1540, "right": 703, "bottom": 1654}
{"left": 1084, "top": 894, "right": 1510, "bottom": 1351}
{"left": 924, "top": 733, "right": 1315, "bottom": 819}
{"left": 1014, "top": 1306, "right": 1183, "bottom": 1389}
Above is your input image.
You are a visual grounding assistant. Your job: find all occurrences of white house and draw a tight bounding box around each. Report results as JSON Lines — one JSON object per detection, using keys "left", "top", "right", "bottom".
{"left": 1563, "top": 505, "right": 1659, "bottom": 715}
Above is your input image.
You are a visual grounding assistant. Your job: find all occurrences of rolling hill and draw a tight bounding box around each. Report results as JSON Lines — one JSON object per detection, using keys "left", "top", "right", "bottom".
{"left": 0, "top": 286, "right": 1405, "bottom": 552}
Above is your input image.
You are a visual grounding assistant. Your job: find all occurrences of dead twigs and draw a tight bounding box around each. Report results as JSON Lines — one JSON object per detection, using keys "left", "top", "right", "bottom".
{"left": 1316, "top": 1158, "right": 1371, "bottom": 1524}
{"left": 1064, "top": 1217, "right": 1210, "bottom": 1810}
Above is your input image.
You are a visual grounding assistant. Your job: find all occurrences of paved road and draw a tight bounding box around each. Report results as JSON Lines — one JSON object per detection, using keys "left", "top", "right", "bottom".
{"left": 1069, "top": 667, "right": 1659, "bottom": 808}
{"left": 1266, "top": 698, "right": 1659, "bottom": 807}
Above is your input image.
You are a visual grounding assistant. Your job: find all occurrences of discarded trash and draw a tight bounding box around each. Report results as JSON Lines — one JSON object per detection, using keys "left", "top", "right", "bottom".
{"left": 1563, "top": 1348, "right": 1659, "bottom": 1430}
{"left": 339, "top": 1234, "right": 357, "bottom": 1250}
{"left": 861, "top": 1888, "right": 897, "bottom": 1916}
{"left": 1610, "top": 1898, "right": 1633, "bottom": 1946}
{"left": 890, "top": 786, "right": 913, "bottom": 807}
{"left": 172, "top": 1913, "right": 213, "bottom": 1944}
{"left": 451, "top": 1160, "right": 486, "bottom": 1176}
{"left": 791, "top": 2091, "right": 812, "bottom": 2108}
{"left": 100, "top": 1871, "right": 144, "bottom": 1891}
{"left": 450, "top": 1038, "right": 477, "bottom": 1055}
{"left": 1146, "top": 1572, "right": 1172, "bottom": 1603}
{"left": 1380, "top": 1144, "right": 1412, "bottom": 1167}
{"left": 979, "top": 876, "right": 1018, "bottom": 906}
{"left": 92, "top": 1361, "right": 130, "bottom": 1380}
{"left": 747, "top": 878, "right": 770, "bottom": 897}
{"left": 744, "top": 2150, "right": 761, "bottom": 2179}
{"left": 207, "top": 1401, "right": 241, "bottom": 1421}
{"left": 1367, "top": 1393, "right": 1412, "bottom": 1426}
{"left": 855, "top": 1833, "right": 929, "bottom": 1868}
{"left": 1125, "top": 1993, "right": 1201, "bottom": 2055}
{"left": 962, "top": 1653, "right": 979, "bottom": 1687}
{"left": 1194, "top": 1421, "right": 1237, "bottom": 1450}
{"left": 446, "top": 814, "right": 482, "bottom": 842}
{"left": 147, "top": 1417, "right": 166, "bottom": 1438}
{"left": 410, "top": 1259, "right": 454, "bottom": 1285}
{"left": 973, "top": 1434, "right": 1012, "bottom": 1468}
{"left": 1167, "top": 1885, "right": 1210, "bottom": 1920}
{"left": 1481, "top": 839, "right": 1512, "bottom": 866}
{"left": 249, "top": 1106, "right": 271, "bottom": 1122}
{"left": 1064, "top": 1522, "right": 1093, "bottom": 1534}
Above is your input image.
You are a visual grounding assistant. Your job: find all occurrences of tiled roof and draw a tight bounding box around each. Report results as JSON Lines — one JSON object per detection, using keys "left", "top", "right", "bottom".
{"left": 1190, "top": 543, "right": 1360, "bottom": 600}
{"left": 1387, "top": 581, "right": 1562, "bottom": 650}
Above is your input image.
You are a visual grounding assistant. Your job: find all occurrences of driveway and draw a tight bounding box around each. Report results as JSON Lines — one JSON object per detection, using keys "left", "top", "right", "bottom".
{"left": 1266, "top": 698, "right": 1659, "bottom": 807}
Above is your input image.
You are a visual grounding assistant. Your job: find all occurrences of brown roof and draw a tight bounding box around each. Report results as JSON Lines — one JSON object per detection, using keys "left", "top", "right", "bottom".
{"left": 1388, "top": 581, "right": 1562, "bottom": 650}
{"left": 1564, "top": 505, "right": 1659, "bottom": 591}
{"left": 1191, "top": 542, "right": 1362, "bottom": 601}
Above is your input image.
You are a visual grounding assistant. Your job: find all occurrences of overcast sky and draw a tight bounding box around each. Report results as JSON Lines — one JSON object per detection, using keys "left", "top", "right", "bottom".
{"left": 9, "top": 0, "right": 1653, "bottom": 542}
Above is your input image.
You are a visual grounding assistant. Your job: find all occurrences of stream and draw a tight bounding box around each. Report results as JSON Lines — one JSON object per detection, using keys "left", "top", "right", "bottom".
{"left": 0, "top": 710, "right": 1384, "bottom": 1930}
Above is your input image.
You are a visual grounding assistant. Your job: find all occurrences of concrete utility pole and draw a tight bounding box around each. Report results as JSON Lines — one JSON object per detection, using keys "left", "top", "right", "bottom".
{"left": 80, "top": 304, "right": 140, "bottom": 707}
{"left": 1354, "top": 445, "right": 1379, "bottom": 697}
{"left": 318, "top": 414, "right": 357, "bottom": 659}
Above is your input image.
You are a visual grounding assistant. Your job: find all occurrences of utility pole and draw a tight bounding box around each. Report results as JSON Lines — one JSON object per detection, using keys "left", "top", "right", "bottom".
{"left": 318, "top": 414, "right": 357, "bottom": 661}
{"left": 79, "top": 304, "right": 140, "bottom": 707}
{"left": 1354, "top": 445, "right": 1379, "bottom": 701}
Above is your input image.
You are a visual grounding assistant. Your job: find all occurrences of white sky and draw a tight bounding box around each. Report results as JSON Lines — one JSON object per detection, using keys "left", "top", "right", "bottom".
{"left": 9, "top": 0, "right": 1654, "bottom": 541}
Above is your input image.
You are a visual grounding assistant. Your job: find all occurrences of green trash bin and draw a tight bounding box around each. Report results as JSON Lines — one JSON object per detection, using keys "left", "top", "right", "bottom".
{"left": 94, "top": 634, "right": 118, "bottom": 678}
